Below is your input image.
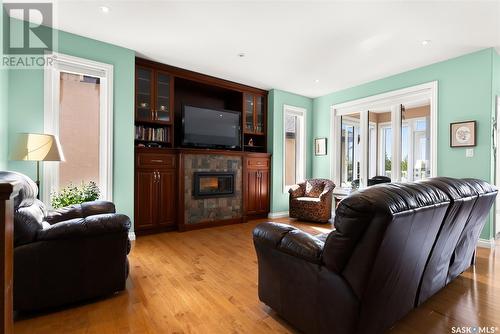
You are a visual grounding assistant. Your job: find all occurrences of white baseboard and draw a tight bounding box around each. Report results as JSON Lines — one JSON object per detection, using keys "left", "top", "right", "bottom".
{"left": 128, "top": 232, "right": 136, "bottom": 241}
{"left": 477, "top": 238, "right": 495, "bottom": 248}
{"left": 268, "top": 211, "right": 289, "bottom": 219}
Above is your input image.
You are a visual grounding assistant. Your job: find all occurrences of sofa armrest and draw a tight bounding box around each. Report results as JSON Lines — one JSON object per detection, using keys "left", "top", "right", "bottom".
{"left": 288, "top": 183, "right": 305, "bottom": 198}
{"left": 81, "top": 200, "right": 116, "bottom": 216}
{"left": 253, "top": 222, "right": 324, "bottom": 264}
{"left": 37, "top": 213, "right": 130, "bottom": 241}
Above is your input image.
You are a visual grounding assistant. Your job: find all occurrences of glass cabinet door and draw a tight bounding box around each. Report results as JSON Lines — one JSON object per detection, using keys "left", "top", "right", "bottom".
{"left": 255, "top": 95, "right": 264, "bottom": 134}
{"left": 244, "top": 94, "right": 255, "bottom": 133}
{"left": 155, "top": 71, "right": 171, "bottom": 122}
{"left": 136, "top": 67, "right": 153, "bottom": 121}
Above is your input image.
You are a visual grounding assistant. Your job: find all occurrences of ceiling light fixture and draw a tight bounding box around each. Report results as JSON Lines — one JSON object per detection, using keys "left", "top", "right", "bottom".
{"left": 314, "top": 79, "right": 320, "bottom": 83}
{"left": 99, "top": 6, "right": 110, "bottom": 13}
{"left": 421, "top": 40, "right": 431, "bottom": 46}
{"left": 237, "top": 53, "right": 245, "bottom": 58}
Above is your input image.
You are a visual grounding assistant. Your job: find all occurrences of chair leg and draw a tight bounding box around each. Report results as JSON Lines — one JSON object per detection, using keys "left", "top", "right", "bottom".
{"left": 470, "top": 250, "right": 476, "bottom": 266}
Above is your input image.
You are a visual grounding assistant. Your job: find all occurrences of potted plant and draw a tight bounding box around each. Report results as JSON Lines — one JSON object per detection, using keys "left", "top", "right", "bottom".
{"left": 51, "top": 181, "right": 100, "bottom": 209}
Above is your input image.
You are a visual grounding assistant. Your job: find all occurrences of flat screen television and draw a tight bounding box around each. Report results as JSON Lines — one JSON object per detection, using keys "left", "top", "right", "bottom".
{"left": 182, "top": 105, "right": 241, "bottom": 150}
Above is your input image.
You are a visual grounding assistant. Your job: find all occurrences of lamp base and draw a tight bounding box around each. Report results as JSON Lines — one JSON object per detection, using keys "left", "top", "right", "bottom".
{"left": 36, "top": 161, "right": 40, "bottom": 200}
{"left": 35, "top": 180, "right": 40, "bottom": 200}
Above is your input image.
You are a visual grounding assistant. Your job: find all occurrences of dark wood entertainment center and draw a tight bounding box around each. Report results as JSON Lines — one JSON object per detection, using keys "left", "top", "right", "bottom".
{"left": 134, "top": 58, "right": 270, "bottom": 235}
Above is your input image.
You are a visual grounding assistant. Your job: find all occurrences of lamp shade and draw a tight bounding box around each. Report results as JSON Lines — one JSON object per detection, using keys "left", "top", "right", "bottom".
{"left": 10, "top": 133, "right": 65, "bottom": 162}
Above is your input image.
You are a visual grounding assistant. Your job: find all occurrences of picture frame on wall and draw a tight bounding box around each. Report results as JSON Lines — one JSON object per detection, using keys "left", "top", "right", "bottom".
{"left": 314, "top": 137, "right": 327, "bottom": 156}
{"left": 450, "top": 120, "right": 476, "bottom": 147}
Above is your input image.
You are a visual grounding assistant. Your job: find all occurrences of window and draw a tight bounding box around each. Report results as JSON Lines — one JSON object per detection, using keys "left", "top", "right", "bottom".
{"left": 340, "top": 113, "right": 361, "bottom": 188}
{"left": 283, "top": 105, "right": 306, "bottom": 191}
{"left": 43, "top": 53, "right": 113, "bottom": 203}
{"left": 58, "top": 72, "right": 101, "bottom": 188}
{"left": 401, "top": 105, "right": 431, "bottom": 182}
{"left": 331, "top": 82, "right": 437, "bottom": 189}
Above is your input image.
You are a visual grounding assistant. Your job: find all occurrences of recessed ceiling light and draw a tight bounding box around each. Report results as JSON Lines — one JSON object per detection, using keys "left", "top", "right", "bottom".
{"left": 237, "top": 53, "right": 245, "bottom": 58}
{"left": 421, "top": 40, "right": 431, "bottom": 46}
{"left": 314, "top": 79, "right": 320, "bottom": 83}
{"left": 99, "top": 6, "right": 110, "bottom": 13}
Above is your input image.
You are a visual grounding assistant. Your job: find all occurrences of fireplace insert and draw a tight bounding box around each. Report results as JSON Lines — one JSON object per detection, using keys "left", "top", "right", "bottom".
{"left": 193, "top": 172, "right": 235, "bottom": 198}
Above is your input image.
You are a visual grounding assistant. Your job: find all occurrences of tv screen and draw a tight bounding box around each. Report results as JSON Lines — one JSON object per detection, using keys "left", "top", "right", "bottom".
{"left": 182, "top": 105, "right": 241, "bottom": 149}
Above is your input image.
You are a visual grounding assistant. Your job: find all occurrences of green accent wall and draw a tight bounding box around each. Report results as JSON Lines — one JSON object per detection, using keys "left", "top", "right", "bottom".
{"left": 311, "top": 48, "right": 498, "bottom": 240}
{"left": 6, "top": 22, "right": 135, "bottom": 228}
{"left": 0, "top": 2, "right": 7, "bottom": 170}
{"left": 268, "top": 89, "right": 313, "bottom": 213}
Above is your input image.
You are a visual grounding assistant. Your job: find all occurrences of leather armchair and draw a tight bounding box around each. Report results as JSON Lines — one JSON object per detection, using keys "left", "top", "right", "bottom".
{"left": 288, "top": 179, "right": 335, "bottom": 223}
{"left": 254, "top": 178, "right": 497, "bottom": 334}
{"left": 0, "top": 171, "right": 131, "bottom": 311}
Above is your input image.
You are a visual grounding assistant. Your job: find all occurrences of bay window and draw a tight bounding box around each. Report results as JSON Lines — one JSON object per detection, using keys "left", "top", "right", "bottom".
{"left": 331, "top": 82, "right": 437, "bottom": 190}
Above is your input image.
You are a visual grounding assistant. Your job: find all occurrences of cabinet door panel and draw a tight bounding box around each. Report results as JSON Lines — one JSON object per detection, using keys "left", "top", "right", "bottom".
{"left": 244, "top": 93, "right": 255, "bottom": 133}
{"left": 255, "top": 95, "right": 264, "bottom": 134}
{"left": 136, "top": 67, "right": 154, "bottom": 121}
{"left": 157, "top": 170, "right": 176, "bottom": 227}
{"left": 246, "top": 170, "right": 259, "bottom": 214}
{"left": 258, "top": 169, "right": 270, "bottom": 213}
{"left": 155, "top": 71, "right": 171, "bottom": 122}
{"left": 135, "top": 169, "right": 156, "bottom": 229}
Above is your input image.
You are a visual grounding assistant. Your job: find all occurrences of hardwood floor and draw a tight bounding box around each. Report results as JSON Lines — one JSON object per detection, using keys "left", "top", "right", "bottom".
{"left": 14, "top": 219, "right": 500, "bottom": 334}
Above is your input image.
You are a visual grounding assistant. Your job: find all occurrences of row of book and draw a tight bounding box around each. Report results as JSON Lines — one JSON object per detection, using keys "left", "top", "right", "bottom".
{"left": 135, "top": 126, "right": 169, "bottom": 142}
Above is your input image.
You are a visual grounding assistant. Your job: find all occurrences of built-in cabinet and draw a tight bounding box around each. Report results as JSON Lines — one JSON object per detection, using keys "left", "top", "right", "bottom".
{"left": 134, "top": 152, "right": 177, "bottom": 233}
{"left": 135, "top": 66, "right": 174, "bottom": 148}
{"left": 243, "top": 93, "right": 266, "bottom": 152}
{"left": 244, "top": 155, "right": 270, "bottom": 216}
{"left": 134, "top": 58, "right": 270, "bottom": 235}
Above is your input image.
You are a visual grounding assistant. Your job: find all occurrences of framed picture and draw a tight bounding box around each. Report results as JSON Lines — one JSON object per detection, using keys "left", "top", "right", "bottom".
{"left": 315, "top": 137, "right": 327, "bottom": 156}
{"left": 450, "top": 121, "right": 476, "bottom": 147}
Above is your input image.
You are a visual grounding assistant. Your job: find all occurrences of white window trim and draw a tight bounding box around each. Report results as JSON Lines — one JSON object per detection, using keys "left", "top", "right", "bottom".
{"left": 330, "top": 81, "right": 438, "bottom": 188}
{"left": 43, "top": 52, "right": 114, "bottom": 204}
{"left": 283, "top": 104, "right": 307, "bottom": 193}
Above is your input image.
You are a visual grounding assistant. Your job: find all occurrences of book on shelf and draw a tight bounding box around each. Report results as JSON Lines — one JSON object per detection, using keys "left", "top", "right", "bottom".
{"left": 135, "top": 125, "right": 169, "bottom": 143}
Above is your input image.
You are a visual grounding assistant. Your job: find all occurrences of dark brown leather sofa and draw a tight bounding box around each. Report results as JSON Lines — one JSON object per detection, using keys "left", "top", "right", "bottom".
{"left": 253, "top": 177, "right": 497, "bottom": 334}
{"left": 0, "top": 171, "right": 131, "bottom": 311}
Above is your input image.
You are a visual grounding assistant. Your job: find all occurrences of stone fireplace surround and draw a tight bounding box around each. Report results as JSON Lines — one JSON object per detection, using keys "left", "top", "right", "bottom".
{"left": 183, "top": 154, "right": 243, "bottom": 225}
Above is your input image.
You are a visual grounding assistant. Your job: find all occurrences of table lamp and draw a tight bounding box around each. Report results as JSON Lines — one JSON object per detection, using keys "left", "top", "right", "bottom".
{"left": 10, "top": 133, "right": 65, "bottom": 198}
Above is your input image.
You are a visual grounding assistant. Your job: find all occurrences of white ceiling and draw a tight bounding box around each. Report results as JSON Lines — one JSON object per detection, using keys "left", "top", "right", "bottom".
{"left": 46, "top": 1, "right": 500, "bottom": 98}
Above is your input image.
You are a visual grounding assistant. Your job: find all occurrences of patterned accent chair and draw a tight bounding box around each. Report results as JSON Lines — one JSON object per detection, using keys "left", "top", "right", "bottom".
{"left": 288, "top": 179, "right": 335, "bottom": 223}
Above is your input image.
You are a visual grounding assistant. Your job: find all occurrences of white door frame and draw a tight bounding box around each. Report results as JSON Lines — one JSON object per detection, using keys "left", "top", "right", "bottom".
{"left": 330, "top": 81, "right": 438, "bottom": 187}
{"left": 495, "top": 95, "right": 500, "bottom": 238}
{"left": 43, "top": 52, "right": 114, "bottom": 203}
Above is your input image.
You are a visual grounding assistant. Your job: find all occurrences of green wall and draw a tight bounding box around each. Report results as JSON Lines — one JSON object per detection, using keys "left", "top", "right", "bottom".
{"left": 0, "top": 2, "right": 7, "bottom": 170}
{"left": 0, "top": 67, "right": 8, "bottom": 171}
{"left": 268, "top": 89, "right": 313, "bottom": 213}
{"left": 311, "top": 48, "right": 498, "bottom": 239}
{"left": 6, "top": 23, "right": 136, "bottom": 227}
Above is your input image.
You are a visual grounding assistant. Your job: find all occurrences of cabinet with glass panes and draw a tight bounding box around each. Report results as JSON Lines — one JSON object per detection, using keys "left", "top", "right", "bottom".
{"left": 243, "top": 93, "right": 266, "bottom": 152}
{"left": 135, "top": 66, "right": 173, "bottom": 147}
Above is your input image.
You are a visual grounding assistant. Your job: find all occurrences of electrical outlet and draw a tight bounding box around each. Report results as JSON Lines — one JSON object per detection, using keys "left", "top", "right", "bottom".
{"left": 466, "top": 148, "right": 474, "bottom": 158}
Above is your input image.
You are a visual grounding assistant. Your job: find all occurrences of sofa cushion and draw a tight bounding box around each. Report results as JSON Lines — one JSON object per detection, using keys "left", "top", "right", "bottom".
{"left": 294, "top": 197, "right": 321, "bottom": 202}
{"left": 305, "top": 180, "right": 324, "bottom": 197}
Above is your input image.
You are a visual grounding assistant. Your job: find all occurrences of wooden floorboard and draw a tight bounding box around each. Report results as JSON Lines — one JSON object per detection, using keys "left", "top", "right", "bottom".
{"left": 13, "top": 218, "right": 500, "bottom": 333}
